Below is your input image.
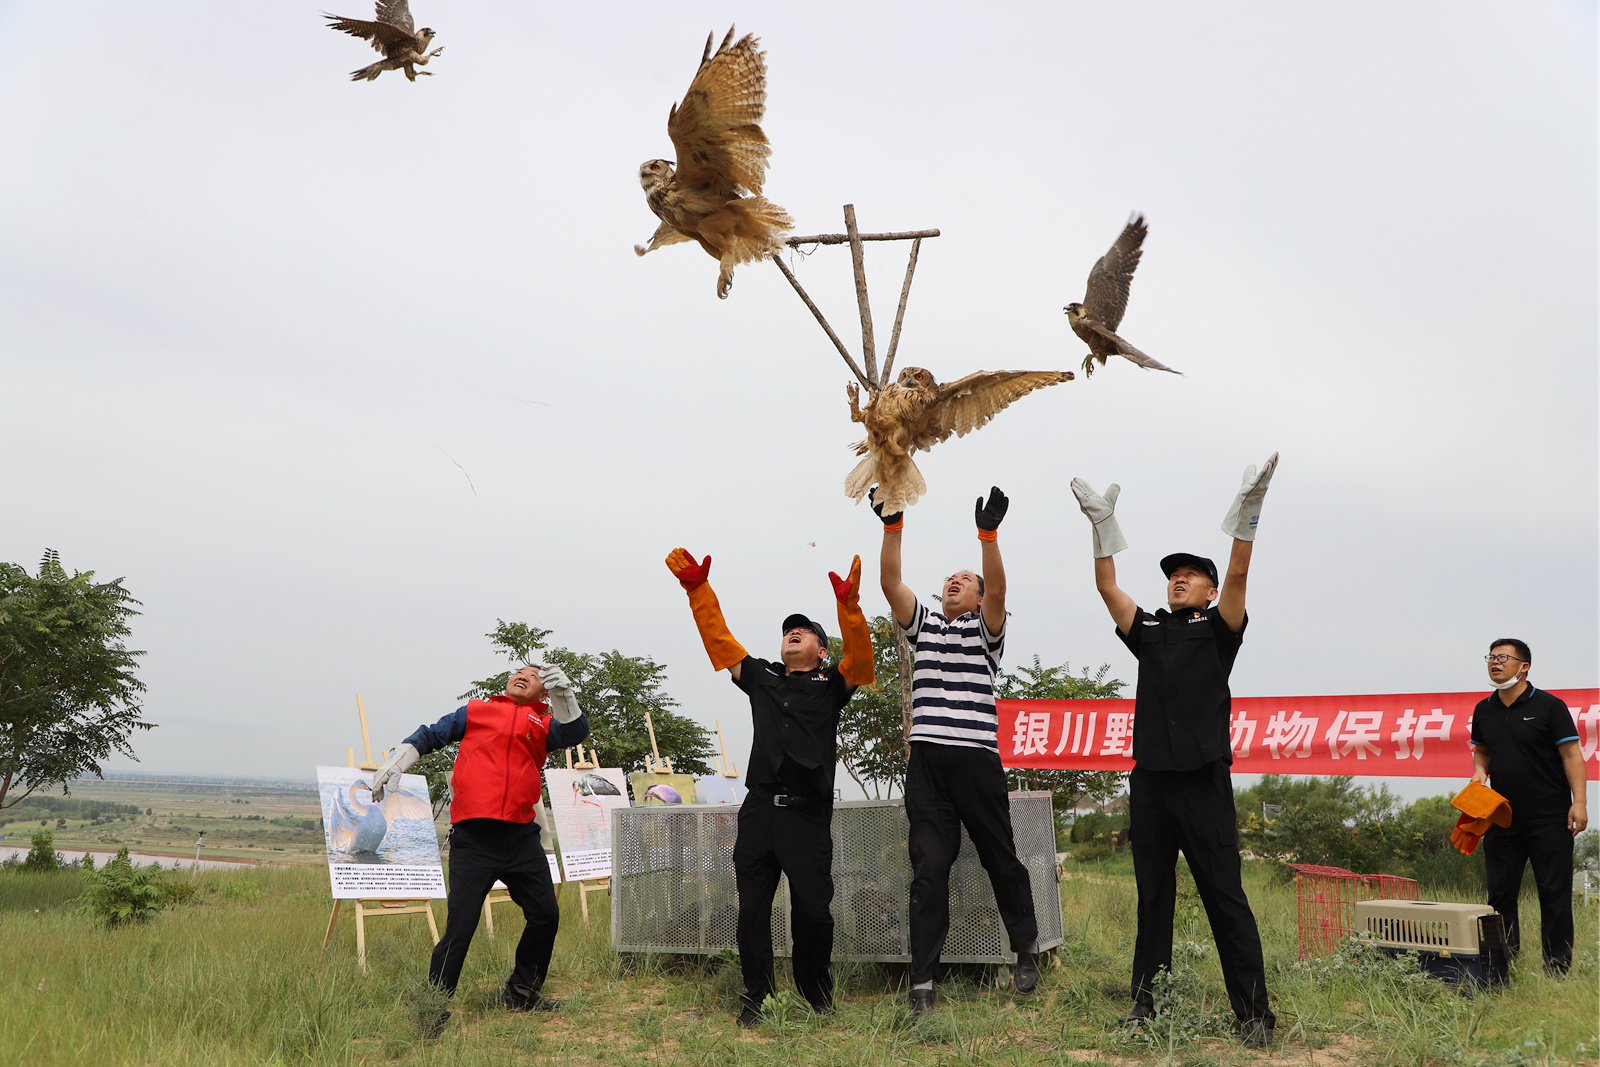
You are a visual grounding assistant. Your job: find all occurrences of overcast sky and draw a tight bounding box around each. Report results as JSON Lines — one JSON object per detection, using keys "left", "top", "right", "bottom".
{"left": 2, "top": 1, "right": 1595, "bottom": 810}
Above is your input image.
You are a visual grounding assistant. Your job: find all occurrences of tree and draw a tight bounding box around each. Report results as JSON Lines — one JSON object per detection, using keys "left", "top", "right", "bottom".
{"left": 1233, "top": 775, "right": 1429, "bottom": 877}
{"left": 0, "top": 550, "right": 151, "bottom": 810}
{"left": 995, "top": 655, "right": 1127, "bottom": 812}
{"left": 413, "top": 620, "right": 715, "bottom": 810}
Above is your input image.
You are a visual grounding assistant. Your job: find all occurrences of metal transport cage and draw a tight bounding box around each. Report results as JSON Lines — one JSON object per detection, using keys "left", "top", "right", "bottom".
{"left": 610, "top": 794, "right": 1064, "bottom": 963}
{"left": 1353, "top": 899, "right": 1509, "bottom": 987}
{"left": 1287, "top": 863, "right": 1421, "bottom": 958}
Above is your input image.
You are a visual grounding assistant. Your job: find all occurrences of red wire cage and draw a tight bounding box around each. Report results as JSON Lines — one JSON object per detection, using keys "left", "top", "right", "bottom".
{"left": 1288, "top": 864, "right": 1421, "bottom": 958}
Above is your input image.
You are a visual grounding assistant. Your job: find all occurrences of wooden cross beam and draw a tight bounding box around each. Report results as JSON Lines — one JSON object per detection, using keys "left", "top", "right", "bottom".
{"left": 771, "top": 206, "right": 940, "bottom": 394}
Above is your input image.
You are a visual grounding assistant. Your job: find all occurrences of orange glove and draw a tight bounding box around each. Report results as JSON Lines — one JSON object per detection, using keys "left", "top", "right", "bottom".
{"left": 829, "top": 555, "right": 875, "bottom": 687}
{"left": 1448, "top": 781, "right": 1512, "bottom": 856}
{"left": 665, "top": 548, "right": 747, "bottom": 672}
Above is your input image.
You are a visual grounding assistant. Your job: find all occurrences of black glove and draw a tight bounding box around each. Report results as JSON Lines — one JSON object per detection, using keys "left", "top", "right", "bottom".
{"left": 869, "top": 487, "right": 904, "bottom": 527}
{"left": 974, "top": 486, "right": 1008, "bottom": 532}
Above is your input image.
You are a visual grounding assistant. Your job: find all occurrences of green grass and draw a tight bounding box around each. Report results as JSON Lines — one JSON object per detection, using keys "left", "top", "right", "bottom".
{"left": 0, "top": 860, "right": 1593, "bottom": 1065}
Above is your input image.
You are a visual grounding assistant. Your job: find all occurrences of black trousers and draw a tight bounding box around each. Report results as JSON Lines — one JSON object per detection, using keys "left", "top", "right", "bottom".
{"left": 905, "top": 741, "right": 1039, "bottom": 984}
{"left": 1483, "top": 820, "right": 1574, "bottom": 973}
{"left": 428, "top": 817, "right": 560, "bottom": 996}
{"left": 734, "top": 795, "right": 835, "bottom": 1010}
{"left": 1129, "top": 763, "right": 1272, "bottom": 1024}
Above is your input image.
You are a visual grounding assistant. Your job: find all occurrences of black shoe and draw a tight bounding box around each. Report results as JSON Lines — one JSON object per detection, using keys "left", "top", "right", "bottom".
{"left": 1116, "top": 1003, "right": 1154, "bottom": 1026}
{"left": 1240, "top": 1018, "right": 1274, "bottom": 1049}
{"left": 736, "top": 1006, "right": 762, "bottom": 1028}
{"left": 422, "top": 1009, "right": 450, "bottom": 1038}
{"left": 809, "top": 1001, "right": 836, "bottom": 1016}
{"left": 1013, "top": 950, "right": 1039, "bottom": 995}
{"left": 909, "top": 987, "right": 935, "bottom": 1014}
{"left": 502, "top": 982, "right": 559, "bottom": 1012}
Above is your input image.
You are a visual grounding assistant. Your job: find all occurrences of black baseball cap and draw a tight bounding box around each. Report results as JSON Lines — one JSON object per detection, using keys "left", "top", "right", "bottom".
{"left": 781, "top": 613, "right": 828, "bottom": 645}
{"left": 1159, "top": 553, "right": 1219, "bottom": 589}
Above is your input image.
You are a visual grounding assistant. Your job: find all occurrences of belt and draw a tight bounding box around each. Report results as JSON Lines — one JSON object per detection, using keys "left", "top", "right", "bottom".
{"left": 748, "top": 787, "right": 820, "bottom": 808}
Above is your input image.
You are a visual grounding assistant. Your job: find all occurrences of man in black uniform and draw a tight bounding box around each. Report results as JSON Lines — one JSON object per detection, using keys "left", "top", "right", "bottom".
{"left": 664, "top": 547, "right": 873, "bottom": 1025}
{"left": 1470, "top": 638, "right": 1588, "bottom": 975}
{"left": 1072, "top": 454, "right": 1278, "bottom": 1049}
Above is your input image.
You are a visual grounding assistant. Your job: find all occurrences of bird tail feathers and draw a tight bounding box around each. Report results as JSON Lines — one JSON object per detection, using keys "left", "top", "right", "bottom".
{"left": 723, "top": 196, "right": 794, "bottom": 263}
{"left": 844, "top": 455, "right": 927, "bottom": 516}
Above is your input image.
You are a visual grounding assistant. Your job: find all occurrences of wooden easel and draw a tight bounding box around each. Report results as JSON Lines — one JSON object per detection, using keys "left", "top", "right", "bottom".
{"left": 321, "top": 696, "right": 441, "bottom": 969}
{"left": 559, "top": 745, "right": 610, "bottom": 921}
{"left": 643, "top": 710, "right": 674, "bottom": 774}
{"left": 773, "top": 208, "right": 937, "bottom": 751}
{"left": 322, "top": 897, "right": 440, "bottom": 972}
{"left": 715, "top": 720, "right": 740, "bottom": 778}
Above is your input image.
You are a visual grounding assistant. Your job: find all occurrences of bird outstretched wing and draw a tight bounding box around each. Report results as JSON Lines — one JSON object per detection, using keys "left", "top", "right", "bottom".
{"left": 666, "top": 27, "right": 773, "bottom": 195}
{"left": 376, "top": 0, "right": 414, "bottom": 36}
{"left": 1082, "top": 214, "right": 1146, "bottom": 333}
{"left": 909, "top": 370, "right": 1074, "bottom": 451}
{"left": 325, "top": 5, "right": 412, "bottom": 50}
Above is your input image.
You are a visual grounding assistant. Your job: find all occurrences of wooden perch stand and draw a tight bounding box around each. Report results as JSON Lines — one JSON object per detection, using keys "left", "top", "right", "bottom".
{"left": 771, "top": 205, "right": 940, "bottom": 394}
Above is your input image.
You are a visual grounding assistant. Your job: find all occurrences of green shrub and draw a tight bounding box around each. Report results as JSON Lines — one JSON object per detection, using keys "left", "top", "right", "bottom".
{"left": 22, "top": 830, "right": 62, "bottom": 871}
{"left": 76, "top": 847, "right": 191, "bottom": 925}
{"left": 221, "top": 879, "right": 264, "bottom": 904}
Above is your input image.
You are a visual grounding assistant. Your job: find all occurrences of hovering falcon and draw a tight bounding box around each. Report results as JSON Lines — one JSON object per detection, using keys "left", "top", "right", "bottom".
{"left": 1064, "top": 214, "right": 1180, "bottom": 377}
{"left": 635, "top": 27, "right": 794, "bottom": 299}
{"left": 845, "top": 367, "right": 1073, "bottom": 516}
{"left": 325, "top": 0, "right": 442, "bottom": 83}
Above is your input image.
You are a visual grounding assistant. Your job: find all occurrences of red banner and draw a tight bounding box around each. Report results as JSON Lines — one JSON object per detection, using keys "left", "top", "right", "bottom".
{"left": 997, "top": 690, "right": 1600, "bottom": 779}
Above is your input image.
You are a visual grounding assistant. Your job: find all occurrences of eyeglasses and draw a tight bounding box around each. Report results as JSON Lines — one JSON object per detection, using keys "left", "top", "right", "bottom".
{"left": 1484, "top": 654, "right": 1524, "bottom": 665}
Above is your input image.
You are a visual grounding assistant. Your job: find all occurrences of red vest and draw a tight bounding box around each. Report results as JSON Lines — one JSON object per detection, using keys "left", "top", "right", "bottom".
{"left": 449, "top": 695, "right": 552, "bottom": 824}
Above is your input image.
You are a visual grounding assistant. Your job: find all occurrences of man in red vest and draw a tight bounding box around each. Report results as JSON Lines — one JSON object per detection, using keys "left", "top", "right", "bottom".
{"left": 373, "top": 662, "right": 588, "bottom": 1034}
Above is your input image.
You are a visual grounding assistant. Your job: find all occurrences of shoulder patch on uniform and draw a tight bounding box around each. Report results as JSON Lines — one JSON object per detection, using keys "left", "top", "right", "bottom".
{"left": 1187, "top": 615, "right": 1208, "bottom": 623}
{"left": 1142, "top": 619, "right": 1161, "bottom": 626}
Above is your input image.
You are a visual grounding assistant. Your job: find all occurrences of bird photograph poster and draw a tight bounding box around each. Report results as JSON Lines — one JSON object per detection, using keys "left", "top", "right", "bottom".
{"left": 543, "top": 768, "right": 630, "bottom": 881}
{"left": 629, "top": 771, "right": 699, "bottom": 806}
{"left": 315, "top": 766, "right": 445, "bottom": 899}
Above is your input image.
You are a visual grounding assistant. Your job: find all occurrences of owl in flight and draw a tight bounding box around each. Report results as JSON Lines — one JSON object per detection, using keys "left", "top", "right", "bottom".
{"left": 1064, "top": 214, "right": 1180, "bottom": 376}
{"left": 325, "top": 0, "right": 442, "bottom": 82}
{"left": 635, "top": 27, "right": 794, "bottom": 299}
{"left": 845, "top": 368, "right": 1073, "bottom": 516}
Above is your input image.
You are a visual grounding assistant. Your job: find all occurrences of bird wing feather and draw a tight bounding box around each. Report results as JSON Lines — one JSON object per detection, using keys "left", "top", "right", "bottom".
{"left": 376, "top": 0, "right": 414, "bottom": 37}
{"left": 1082, "top": 214, "right": 1147, "bottom": 333}
{"left": 326, "top": 14, "right": 412, "bottom": 50}
{"left": 908, "top": 370, "right": 1072, "bottom": 451}
{"left": 667, "top": 28, "right": 773, "bottom": 195}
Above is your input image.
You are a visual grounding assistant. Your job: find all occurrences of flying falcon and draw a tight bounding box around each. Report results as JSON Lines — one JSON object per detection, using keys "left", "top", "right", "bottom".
{"left": 1064, "top": 214, "right": 1180, "bottom": 377}
{"left": 325, "top": 0, "right": 442, "bottom": 83}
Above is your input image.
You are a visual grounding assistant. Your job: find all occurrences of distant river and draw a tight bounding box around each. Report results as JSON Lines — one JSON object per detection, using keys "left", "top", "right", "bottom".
{"left": 0, "top": 847, "right": 255, "bottom": 871}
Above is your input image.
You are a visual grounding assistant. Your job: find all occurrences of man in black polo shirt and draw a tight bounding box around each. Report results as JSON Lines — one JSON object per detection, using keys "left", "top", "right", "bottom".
{"left": 1072, "top": 453, "right": 1278, "bottom": 1049}
{"left": 1470, "top": 638, "right": 1588, "bottom": 975}
{"left": 664, "top": 547, "right": 873, "bottom": 1025}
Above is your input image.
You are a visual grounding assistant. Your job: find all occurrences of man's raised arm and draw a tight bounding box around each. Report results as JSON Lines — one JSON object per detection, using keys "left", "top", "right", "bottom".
{"left": 1072, "top": 478, "right": 1136, "bottom": 635}
{"left": 873, "top": 489, "right": 917, "bottom": 628}
{"left": 665, "top": 548, "right": 749, "bottom": 682}
{"left": 1216, "top": 453, "right": 1277, "bottom": 634}
{"left": 975, "top": 487, "right": 1009, "bottom": 634}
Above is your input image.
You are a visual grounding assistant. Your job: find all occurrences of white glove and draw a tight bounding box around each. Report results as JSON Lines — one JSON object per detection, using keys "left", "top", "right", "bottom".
{"left": 371, "top": 742, "right": 419, "bottom": 802}
{"left": 1070, "top": 478, "right": 1129, "bottom": 558}
{"left": 1221, "top": 452, "right": 1279, "bottom": 541}
{"left": 540, "top": 665, "right": 583, "bottom": 724}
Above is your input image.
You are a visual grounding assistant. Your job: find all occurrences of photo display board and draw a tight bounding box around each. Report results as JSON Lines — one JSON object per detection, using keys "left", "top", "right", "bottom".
{"left": 317, "top": 765, "right": 446, "bottom": 899}
{"left": 693, "top": 777, "right": 748, "bottom": 804}
{"left": 542, "top": 767, "right": 629, "bottom": 881}
{"left": 629, "top": 771, "right": 699, "bottom": 806}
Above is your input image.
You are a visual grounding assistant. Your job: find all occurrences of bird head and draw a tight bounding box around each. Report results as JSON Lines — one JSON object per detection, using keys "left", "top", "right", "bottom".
{"left": 639, "top": 159, "right": 675, "bottom": 192}
{"left": 1064, "top": 302, "right": 1084, "bottom": 321}
{"left": 896, "top": 367, "right": 936, "bottom": 390}
{"left": 417, "top": 27, "right": 435, "bottom": 44}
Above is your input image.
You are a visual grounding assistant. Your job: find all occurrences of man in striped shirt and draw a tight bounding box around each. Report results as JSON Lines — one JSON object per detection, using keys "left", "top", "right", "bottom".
{"left": 876, "top": 485, "right": 1040, "bottom": 1013}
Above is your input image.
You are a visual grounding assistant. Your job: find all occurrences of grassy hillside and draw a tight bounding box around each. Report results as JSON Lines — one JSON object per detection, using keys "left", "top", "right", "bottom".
{"left": 0, "top": 859, "right": 1592, "bottom": 1065}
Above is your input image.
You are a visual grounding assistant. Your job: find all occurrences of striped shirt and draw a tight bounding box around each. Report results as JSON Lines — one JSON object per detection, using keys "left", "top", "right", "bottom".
{"left": 901, "top": 601, "right": 1006, "bottom": 750}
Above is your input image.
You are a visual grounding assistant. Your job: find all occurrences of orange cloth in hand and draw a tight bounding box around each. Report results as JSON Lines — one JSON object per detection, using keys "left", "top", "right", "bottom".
{"left": 665, "top": 548, "right": 747, "bottom": 672}
{"left": 829, "top": 555, "right": 875, "bottom": 688}
{"left": 1448, "top": 781, "right": 1512, "bottom": 856}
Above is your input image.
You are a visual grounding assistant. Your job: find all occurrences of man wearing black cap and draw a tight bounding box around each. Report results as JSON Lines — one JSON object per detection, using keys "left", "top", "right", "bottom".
{"left": 664, "top": 547, "right": 874, "bottom": 1026}
{"left": 1071, "top": 454, "right": 1279, "bottom": 1049}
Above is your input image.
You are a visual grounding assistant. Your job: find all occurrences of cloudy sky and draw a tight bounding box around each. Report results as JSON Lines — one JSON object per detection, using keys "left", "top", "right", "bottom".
{"left": 2, "top": 2, "right": 1594, "bottom": 809}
